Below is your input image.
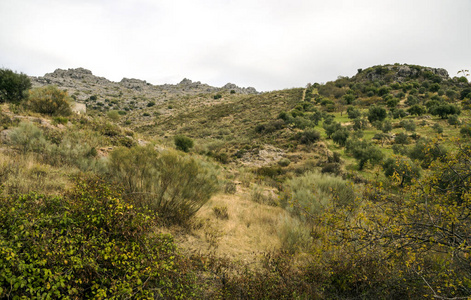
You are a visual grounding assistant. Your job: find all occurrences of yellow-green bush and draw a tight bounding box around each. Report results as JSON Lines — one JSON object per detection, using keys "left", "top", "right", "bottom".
{"left": 26, "top": 86, "right": 72, "bottom": 116}
{"left": 109, "top": 146, "right": 219, "bottom": 224}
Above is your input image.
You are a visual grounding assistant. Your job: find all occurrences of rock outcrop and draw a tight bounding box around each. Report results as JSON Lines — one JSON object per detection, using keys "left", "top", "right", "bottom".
{"left": 361, "top": 64, "right": 450, "bottom": 82}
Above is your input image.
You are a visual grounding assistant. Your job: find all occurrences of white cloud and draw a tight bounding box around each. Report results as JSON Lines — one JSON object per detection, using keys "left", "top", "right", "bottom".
{"left": 1, "top": 0, "right": 470, "bottom": 91}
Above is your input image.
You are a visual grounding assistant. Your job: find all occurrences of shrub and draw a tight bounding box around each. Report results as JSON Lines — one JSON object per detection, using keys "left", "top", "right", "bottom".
{"left": 432, "top": 123, "right": 443, "bottom": 134}
{"left": 321, "top": 163, "right": 341, "bottom": 175}
{"left": 278, "top": 216, "right": 312, "bottom": 253}
{"left": 298, "top": 128, "right": 321, "bottom": 145}
{"left": 8, "top": 121, "right": 46, "bottom": 154}
{"left": 108, "top": 146, "right": 219, "bottom": 224}
{"left": 332, "top": 128, "right": 350, "bottom": 147}
{"left": 106, "top": 110, "right": 120, "bottom": 121}
{"left": 460, "top": 125, "right": 471, "bottom": 138}
{"left": 0, "top": 177, "right": 199, "bottom": 299}
{"left": 223, "top": 181, "right": 237, "bottom": 194}
{"left": 174, "top": 134, "right": 194, "bottom": 152}
{"left": 447, "top": 114, "right": 461, "bottom": 127}
{"left": 280, "top": 172, "right": 355, "bottom": 220}
{"left": 213, "top": 205, "right": 229, "bottom": 220}
{"left": 399, "top": 119, "right": 416, "bottom": 132}
{"left": 52, "top": 116, "right": 68, "bottom": 125}
{"left": 278, "top": 158, "right": 291, "bottom": 167}
{"left": 395, "top": 132, "right": 410, "bottom": 145}
{"left": 391, "top": 108, "right": 407, "bottom": 119}
{"left": 213, "top": 94, "right": 222, "bottom": 99}
{"left": 26, "top": 86, "right": 72, "bottom": 116}
{"left": 0, "top": 68, "right": 31, "bottom": 103}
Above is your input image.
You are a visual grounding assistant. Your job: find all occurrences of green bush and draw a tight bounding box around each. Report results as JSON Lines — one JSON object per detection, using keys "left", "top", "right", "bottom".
{"left": 0, "top": 177, "right": 200, "bottom": 299}
{"left": 298, "top": 128, "right": 321, "bottom": 145}
{"left": 394, "top": 132, "right": 410, "bottom": 145}
{"left": 345, "top": 138, "right": 383, "bottom": 170}
{"left": 8, "top": 122, "right": 47, "bottom": 154}
{"left": 26, "top": 86, "right": 72, "bottom": 116}
{"left": 367, "top": 106, "right": 387, "bottom": 123}
{"left": 280, "top": 172, "right": 355, "bottom": 220}
{"left": 109, "top": 146, "right": 219, "bottom": 224}
{"left": 174, "top": 135, "right": 194, "bottom": 152}
{"left": 0, "top": 68, "right": 31, "bottom": 103}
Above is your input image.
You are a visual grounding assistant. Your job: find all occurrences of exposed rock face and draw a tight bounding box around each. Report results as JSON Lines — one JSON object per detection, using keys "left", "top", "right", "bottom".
{"left": 362, "top": 64, "right": 450, "bottom": 82}
{"left": 223, "top": 83, "right": 258, "bottom": 95}
{"left": 397, "top": 65, "right": 420, "bottom": 78}
{"left": 120, "top": 78, "right": 149, "bottom": 90}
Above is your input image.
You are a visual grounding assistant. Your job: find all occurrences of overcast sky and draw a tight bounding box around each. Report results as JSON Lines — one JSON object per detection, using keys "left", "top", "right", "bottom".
{"left": 1, "top": 0, "right": 470, "bottom": 91}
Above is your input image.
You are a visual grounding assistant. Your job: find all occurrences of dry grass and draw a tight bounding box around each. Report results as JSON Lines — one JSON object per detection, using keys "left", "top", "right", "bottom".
{"left": 0, "top": 151, "right": 74, "bottom": 196}
{"left": 166, "top": 186, "right": 298, "bottom": 267}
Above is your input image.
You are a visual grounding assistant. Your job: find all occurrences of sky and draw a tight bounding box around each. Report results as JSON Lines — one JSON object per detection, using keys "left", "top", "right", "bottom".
{"left": 1, "top": 0, "right": 470, "bottom": 91}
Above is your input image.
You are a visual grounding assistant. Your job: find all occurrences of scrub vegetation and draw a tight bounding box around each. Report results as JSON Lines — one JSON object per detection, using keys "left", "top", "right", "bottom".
{"left": 1, "top": 64, "right": 471, "bottom": 298}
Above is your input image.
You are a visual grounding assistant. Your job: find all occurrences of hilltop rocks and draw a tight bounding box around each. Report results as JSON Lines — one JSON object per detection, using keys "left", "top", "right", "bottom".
{"left": 397, "top": 65, "right": 420, "bottom": 78}
{"left": 362, "top": 64, "right": 450, "bottom": 83}
{"left": 222, "top": 83, "right": 258, "bottom": 94}
{"left": 32, "top": 68, "right": 112, "bottom": 89}
{"left": 120, "top": 78, "right": 149, "bottom": 90}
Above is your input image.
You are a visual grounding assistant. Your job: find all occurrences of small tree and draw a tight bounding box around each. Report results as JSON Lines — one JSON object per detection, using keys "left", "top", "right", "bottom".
{"left": 399, "top": 119, "right": 416, "bottom": 132}
{"left": 367, "top": 106, "right": 387, "bottom": 123}
{"left": 298, "top": 128, "right": 321, "bottom": 145}
{"left": 430, "top": 104, "right": 460, "bottom": 119}
{"left": 27, "top": 86, "right": 72, "bottom": 116}
{"left": 347, "top": 106, "right": 361, "bottom": 119}
{"left": 0, "top": 68, "right": 31, "bottom": 103}
{"left": 383, "top": 155, "right": 421, "bottom": 186}
{"left": 407, "top": 105, "right": 426, "bottom": 116}
{"left": 345, "top": 138, "right": 383, "bottom": 170}
{"left": 174, "top": 135, "right": 194, "bottom": 152}
{"left": 323, "top": 122, "right": 342, "bottom": 139}
{"left": 332, "top": 128, "right": 350, "bottom": 147}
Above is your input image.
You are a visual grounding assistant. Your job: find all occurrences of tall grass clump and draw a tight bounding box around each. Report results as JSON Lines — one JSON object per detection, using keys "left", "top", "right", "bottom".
{"left": 8, "top": 122, "right": 107, "bottom": 173}
{"left": 280, "top": 172, "right": 355, "bottom": 220}
{"left": 109, "top": 146, "right": 219, "bottom": 224}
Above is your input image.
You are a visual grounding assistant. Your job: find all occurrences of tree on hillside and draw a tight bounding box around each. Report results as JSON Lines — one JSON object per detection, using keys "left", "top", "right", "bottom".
{"left": 367, "top": 106, "right": 387, "bottom": 123}
{"left": 0, "top": 68, "right": 31, "bottom": 103}
{"left": 407, "top": 104, "right": 426, "bottom": 116}
{"left": 430, "top": 104, "right": 461, "bottom": 119}
{"left": 345, "top": 138, "right": 383, "bottom": 170}
{"left": 383, "top": 155, "right": 421, "bottom": 186}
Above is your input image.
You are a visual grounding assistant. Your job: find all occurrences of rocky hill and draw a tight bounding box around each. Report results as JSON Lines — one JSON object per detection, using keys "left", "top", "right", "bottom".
{"left": 30, "top": 68, "right": 258, "bottom": 111}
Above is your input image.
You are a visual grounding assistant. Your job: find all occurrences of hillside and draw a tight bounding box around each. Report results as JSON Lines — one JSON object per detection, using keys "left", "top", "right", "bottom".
{"left": 1, "top": 64, "right": 471, "bottom": 298}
